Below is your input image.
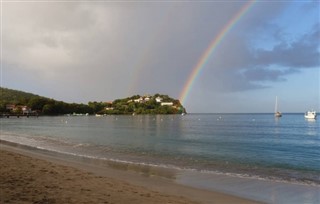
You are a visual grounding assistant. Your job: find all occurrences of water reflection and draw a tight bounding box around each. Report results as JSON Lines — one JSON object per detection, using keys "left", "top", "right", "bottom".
{"left": 305, "top": 118, "right": 316, "bottom": 123}
{"left": 305, "top": 118, "right": 318, "bottom": 136}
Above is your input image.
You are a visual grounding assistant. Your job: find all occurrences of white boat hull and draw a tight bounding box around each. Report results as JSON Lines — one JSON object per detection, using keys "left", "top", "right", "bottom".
{"left": 304, "top": 111, "right": 317, "bottom": 119}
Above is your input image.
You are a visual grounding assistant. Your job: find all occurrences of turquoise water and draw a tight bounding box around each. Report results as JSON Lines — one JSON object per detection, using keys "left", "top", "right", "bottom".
{"left": 1, "top": 114, "right": 319, "bottom": 185}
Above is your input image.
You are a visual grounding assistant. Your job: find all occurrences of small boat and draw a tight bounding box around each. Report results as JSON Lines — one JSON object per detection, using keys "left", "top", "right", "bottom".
{"left": 304, "top": 111, "right": 317, "bottom": 119}
{"left": 275, "top": 111, "right": 282, "bottom": 118}
{"left": 274, "top": 96, "right": 282, "bottom": 117}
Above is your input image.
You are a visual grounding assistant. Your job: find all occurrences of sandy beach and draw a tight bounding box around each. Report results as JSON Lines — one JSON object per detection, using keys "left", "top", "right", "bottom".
{"left": 0, "top": 145, "right": 261, "bottom": 204}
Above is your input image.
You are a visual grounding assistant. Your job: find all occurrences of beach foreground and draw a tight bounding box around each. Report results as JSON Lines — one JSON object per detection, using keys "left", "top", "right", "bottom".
{"left": 0, "top": 146, "right": 260, "bottom": 204}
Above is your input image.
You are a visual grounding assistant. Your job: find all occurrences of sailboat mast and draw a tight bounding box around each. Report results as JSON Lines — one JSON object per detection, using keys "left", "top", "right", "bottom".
{"left": 274, "top": 96, "right": 282, "bottom": 117}
{"left": 275, "top": 96, "right": 278, "bottom": 113}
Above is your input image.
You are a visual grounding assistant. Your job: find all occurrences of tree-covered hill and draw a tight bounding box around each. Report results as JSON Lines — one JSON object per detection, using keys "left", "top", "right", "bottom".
{"left": 0, "top": 87, "right": 91, "bottom": 115}
{"left": 0, "top": 87, "right": 186, "bottom": 115}
{"left": 1, "top": 87, "right": 43, "bottom": 104}
{"left": 102, "top": 94, "right": 186, "bottom": 115}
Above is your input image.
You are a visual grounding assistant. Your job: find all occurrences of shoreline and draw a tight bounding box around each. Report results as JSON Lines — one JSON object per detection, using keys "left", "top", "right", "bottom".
{"left": 1, "top": 134, "right": 319, "bottom": 188}
{"left": 0, "top": 143, "right": 261, "bottom": 204}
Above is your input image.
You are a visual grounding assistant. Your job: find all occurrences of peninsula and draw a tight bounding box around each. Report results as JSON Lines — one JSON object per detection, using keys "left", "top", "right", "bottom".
{"left": 0, "top": 87, "right": 186, "bottom": 115}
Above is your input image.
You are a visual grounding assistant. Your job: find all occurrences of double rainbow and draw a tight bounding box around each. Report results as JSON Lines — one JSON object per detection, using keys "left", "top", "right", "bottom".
{"left": 179, "top": 0, "right": 256, "bottom": 105}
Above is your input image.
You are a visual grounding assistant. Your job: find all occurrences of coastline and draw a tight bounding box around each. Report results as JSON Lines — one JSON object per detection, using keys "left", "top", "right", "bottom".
{"left": 0, "top": 143, "right": 261, "bottom": 204}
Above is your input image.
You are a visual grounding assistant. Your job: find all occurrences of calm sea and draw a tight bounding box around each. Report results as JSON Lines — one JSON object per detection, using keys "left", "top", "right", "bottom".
{"left": 1, "top": 114, "right": 319, "bottom": 203}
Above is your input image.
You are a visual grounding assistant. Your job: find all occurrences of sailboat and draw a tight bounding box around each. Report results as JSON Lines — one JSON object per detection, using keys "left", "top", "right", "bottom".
{"left": 275, "top": 96, "right": 282, "bottom": 117}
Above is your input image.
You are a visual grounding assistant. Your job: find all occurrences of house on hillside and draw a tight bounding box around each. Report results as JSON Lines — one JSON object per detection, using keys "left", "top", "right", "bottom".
{"left": 6, "top": 104, "right": 32, "bottom": 114}
{"left": 21, "top": 106, "right": 32, "bottom": 114}
{"left": 155, "top": 97, "right": 163, "bottom": 103}
{"left": 134, "top": 97, "right": 144, "bottom": 103}
{"left": 6, "top": 104, "right": 16, "bottom": 110}
{"left": 161, "top": 102, "right": 173, "bottom": 106}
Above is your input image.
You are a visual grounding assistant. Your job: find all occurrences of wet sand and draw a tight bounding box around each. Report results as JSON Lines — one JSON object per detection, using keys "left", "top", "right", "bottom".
{"left": 0, "top": 145, "right": 261, "bottom": 204}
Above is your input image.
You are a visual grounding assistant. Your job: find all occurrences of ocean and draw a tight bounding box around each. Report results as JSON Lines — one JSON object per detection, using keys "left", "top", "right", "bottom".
{"left": 1, "top": 113, "right": 319, "bottom": 203}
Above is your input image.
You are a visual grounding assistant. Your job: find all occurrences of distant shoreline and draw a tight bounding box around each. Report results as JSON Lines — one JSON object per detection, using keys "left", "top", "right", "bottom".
{"left": 0, "top": 112, "right": 311, "bottom": 116}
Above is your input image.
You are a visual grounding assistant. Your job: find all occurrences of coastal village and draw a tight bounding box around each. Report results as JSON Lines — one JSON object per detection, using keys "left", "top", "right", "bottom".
{"left": 3, "top": 104, "right": 39, "bottom": 117}
{"left": 105, "top": 95, "right": 174, "bottom": 111}
{"left": 102, "top": 94, "right": 185, "bottom": 115}
{"left": 131, "top": 96, "right": 173, "bottom": 106}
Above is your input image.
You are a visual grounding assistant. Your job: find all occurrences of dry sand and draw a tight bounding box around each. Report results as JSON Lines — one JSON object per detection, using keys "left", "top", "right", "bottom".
{"left": 0, "top": 146, "right": 261, "bottom": 204}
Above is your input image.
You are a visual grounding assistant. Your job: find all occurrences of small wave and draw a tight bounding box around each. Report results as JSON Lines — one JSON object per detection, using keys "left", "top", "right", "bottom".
{"left": 1, "top": 134, "right": 319, "bottom": 187}
{"left": 198, "top": 169, "right": 320, "bottom": 187}
{"left": 72, "top": 143, "right": 91, "bottom": 148}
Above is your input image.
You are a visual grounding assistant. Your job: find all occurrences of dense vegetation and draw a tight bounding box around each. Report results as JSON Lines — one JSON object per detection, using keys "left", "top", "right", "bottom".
{"left": 0, "top": 87, "right": 92, "bottom": 115}
{"left": 102, "top": 94, "right": 186, "bottom": 115}
{"left": 0, "top": 87, "right": 186, "bottom": 115}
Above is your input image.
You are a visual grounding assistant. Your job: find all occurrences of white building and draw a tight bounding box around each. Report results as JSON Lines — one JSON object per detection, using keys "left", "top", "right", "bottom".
{"left": 156, "top": 97, "right": 163, "bottom": 103}
{"left": 161, "top": 102, "right": 173, "bottom": 106}
{"left": 134, "top": 97, "right": 143, "bottom": 103}
{"left": 22, "top": 106, "right": 32, "bottom": 114}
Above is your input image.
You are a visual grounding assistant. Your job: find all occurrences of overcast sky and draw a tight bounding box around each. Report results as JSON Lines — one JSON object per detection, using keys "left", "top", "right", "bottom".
{"left": 1, "top": 0, "right": 319, "bottom": 113}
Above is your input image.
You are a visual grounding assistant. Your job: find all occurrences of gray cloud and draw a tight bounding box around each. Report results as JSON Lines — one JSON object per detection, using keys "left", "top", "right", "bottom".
{"left": 199, "top": 21, "right": 319, "bottom": 93}
{"left": 255, "top": 26, "right": 319, "bottom": 68}
{"left": 242, "top": 67, "right": 297, "bottom": 82}
{"left": 243, "top": 23, "right": 319, "bottom": 85}
{"left": 2, "top": 1, "right": 319, "bottom": 110}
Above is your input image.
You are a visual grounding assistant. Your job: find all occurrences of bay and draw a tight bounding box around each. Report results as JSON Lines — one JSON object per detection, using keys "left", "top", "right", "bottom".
{"left": 1, "top": 113, "right": 319, "bottom": 203}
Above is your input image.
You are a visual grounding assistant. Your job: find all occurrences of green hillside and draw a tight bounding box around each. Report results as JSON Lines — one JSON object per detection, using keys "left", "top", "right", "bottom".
{"left": 0, "top": 87, "right": 91, "bottom": 115}
{"left": 0, "top": 87, "right": 44, "bottom": 104}
{"left": 0, "top": 87, "right": 186, "bottom": 115}
{"left": 102, "top": 94, "right": 186, "bottom": 115}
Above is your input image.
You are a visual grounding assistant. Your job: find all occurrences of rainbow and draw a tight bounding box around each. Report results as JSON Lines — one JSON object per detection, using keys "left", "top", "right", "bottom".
{"left": 179, "top": 0, "right": 256, "bottom": 105}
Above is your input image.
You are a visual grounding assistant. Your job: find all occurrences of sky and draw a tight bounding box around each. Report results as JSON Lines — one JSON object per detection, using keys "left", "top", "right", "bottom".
{"left": 1, "top": 0, "right": 319, "bottom": 113}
